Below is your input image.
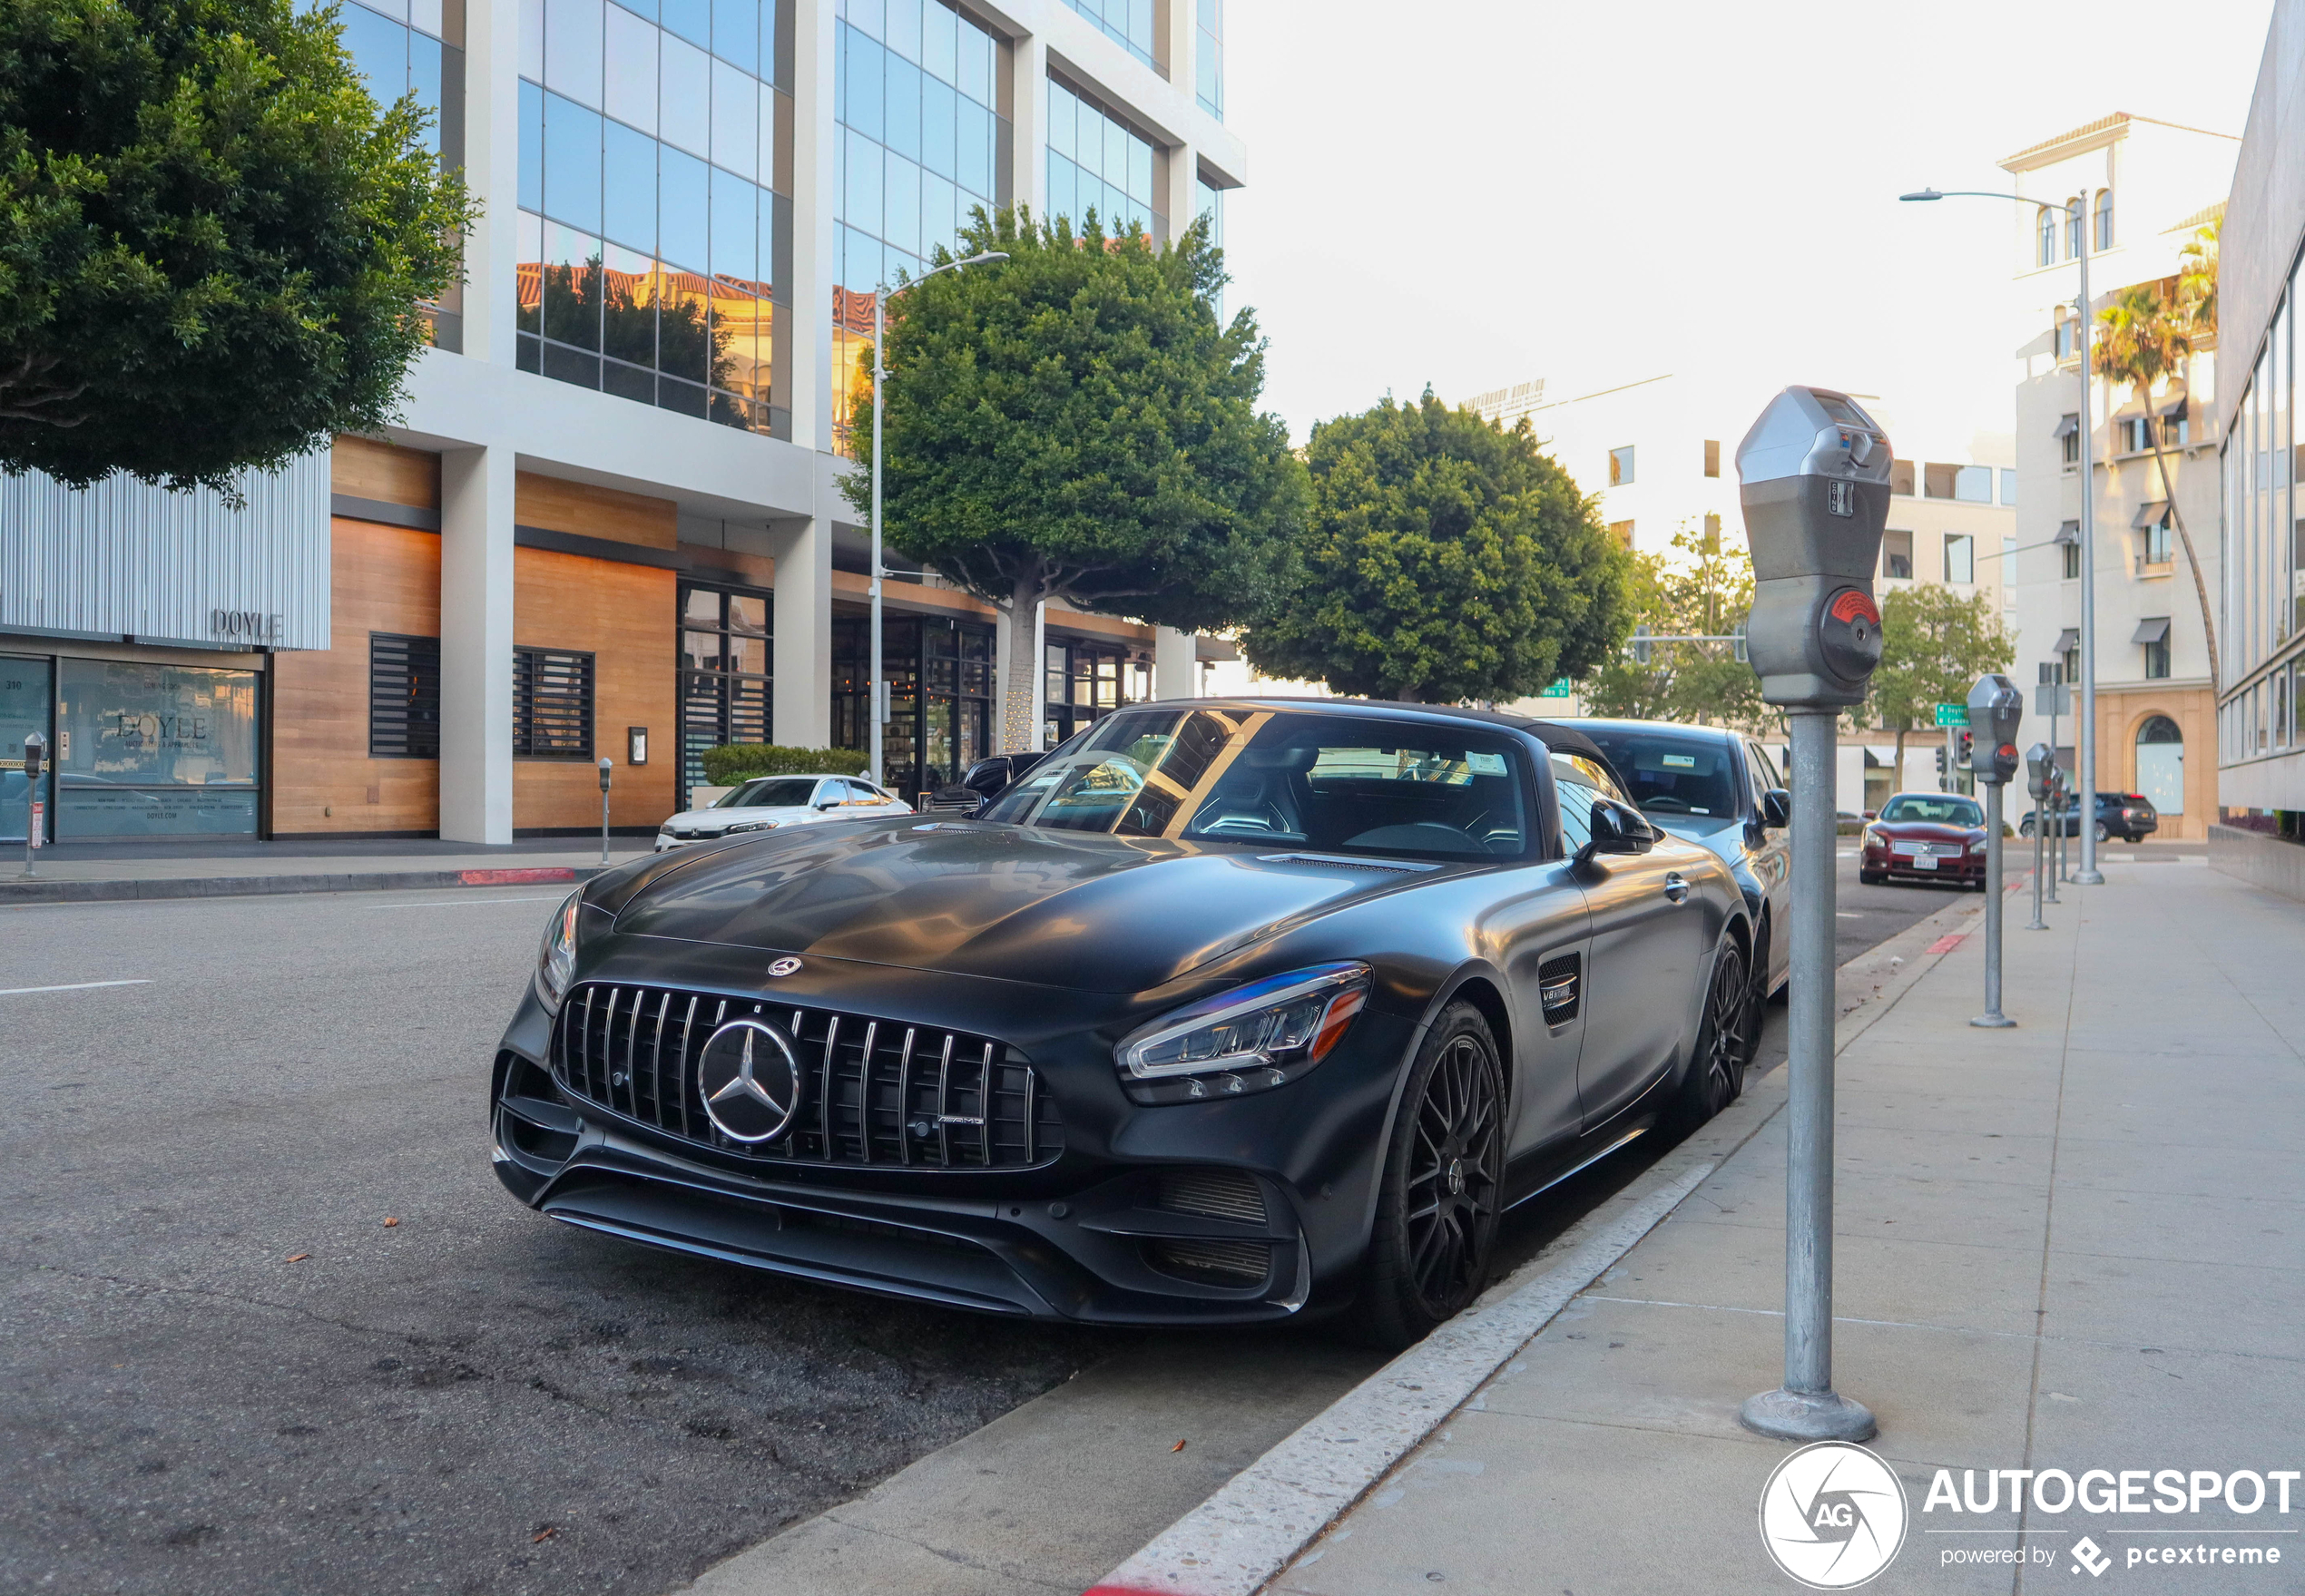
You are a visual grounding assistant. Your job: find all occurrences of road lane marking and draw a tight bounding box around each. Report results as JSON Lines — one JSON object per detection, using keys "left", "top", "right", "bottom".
{"left": 0, "top": 980, "right": 152, "bottom": 995}
{"left": 366, "top": 896, "right": 565, "bottom": 910}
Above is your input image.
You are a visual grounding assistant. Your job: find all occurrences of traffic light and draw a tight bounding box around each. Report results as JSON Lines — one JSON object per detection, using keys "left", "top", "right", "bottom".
{"left": 1956, "top": 729, "right": 1975, "bottom": 770}
{"left": 1935, "top": 748, "right": 1947, "bottom": 777}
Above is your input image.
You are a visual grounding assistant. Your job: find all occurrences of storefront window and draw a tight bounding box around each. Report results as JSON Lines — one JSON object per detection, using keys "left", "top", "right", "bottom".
{"left": 1041, "top": 635, "right": 1152, "bottom": 747}
{"left": 682, "top": 582, "right": 773, "bottom": 802}
{"left": 56, "top": 660, "right": 260, "bottom": 837}
{"left": 831, "top": 612, "right": 993, "bottom": 799}
{"left": 0, "top": 655, "right": 53, "bottom": 844}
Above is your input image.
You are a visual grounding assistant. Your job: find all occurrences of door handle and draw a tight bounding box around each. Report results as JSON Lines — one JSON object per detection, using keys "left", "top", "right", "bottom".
{"left": 1663, "top": 872, "right": 1691, "bottom": 904}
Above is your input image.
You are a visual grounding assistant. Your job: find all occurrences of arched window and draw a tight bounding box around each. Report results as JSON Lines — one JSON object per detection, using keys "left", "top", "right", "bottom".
{"left": 2094, "top": 189, "right": 2114, "bottom": 251}
{"left": 2135, "top": 714, "right": 2183, "bottom": 815}
{"left": 2066, "top": 198, "right": 2084, "bottom": 259}
{"left": 2037, "top": 207, "right": 2057, "bottom": 266}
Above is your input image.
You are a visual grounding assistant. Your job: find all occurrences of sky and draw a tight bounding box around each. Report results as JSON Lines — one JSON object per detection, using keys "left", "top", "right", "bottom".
{"left": 1219, "top": 0, "right": 2276, "bottom": 457}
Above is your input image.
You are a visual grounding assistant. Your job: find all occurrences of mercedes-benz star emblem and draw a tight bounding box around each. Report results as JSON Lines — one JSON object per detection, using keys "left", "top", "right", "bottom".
{"left": 694, "top": 1018, "right": 802, "bottom": 1143}
{"left": 766, "top": 955, "right": 802, "bottom": 978}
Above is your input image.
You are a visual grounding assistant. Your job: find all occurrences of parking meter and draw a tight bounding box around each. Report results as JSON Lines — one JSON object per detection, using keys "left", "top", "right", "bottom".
{"left": 1967, "top": 674, "right": 2024, "bottom": 786}
{"left": 16, "top": 731, "right": 43, "bottom": 878}
{"left": 1734, "top": 386, "right": 1890, "bottom": 1446}
{"left": 2024, "top": 743, "right": 2053, "bottom": 932}
{"left": 1736, "top": 387, "right": 1894, "bottom": 708}
{"left": 596, "top": 755, "right": 613, "bottom": 867}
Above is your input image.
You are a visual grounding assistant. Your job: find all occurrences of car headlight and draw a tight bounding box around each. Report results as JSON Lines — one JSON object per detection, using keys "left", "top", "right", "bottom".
{"left": 1863, "top": 826, "right": 1883, "bottom": 846}
{"left": 1116, "top": 963, "right": 1370, "bottom": 1104}
{"left": 723, "top": 818, "right": 780, "bottom": 835}
{"left": 535, "top": 890, "right": 583, "bottom": 1014}
{"left": 1968, "top": 837, "right": 1990, "bottom": 855}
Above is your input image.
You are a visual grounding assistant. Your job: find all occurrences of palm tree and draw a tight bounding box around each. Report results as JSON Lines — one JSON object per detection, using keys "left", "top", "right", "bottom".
{"left": 2094, "top": 232, "right": 2220, "bottom": 698}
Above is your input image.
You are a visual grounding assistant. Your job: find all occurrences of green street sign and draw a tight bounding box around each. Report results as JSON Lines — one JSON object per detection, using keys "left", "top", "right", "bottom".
{"left": 1537, "top": 677, "right": 1572, "bottom": 699}
{"left": 1934, "top": 703, "right": 1969, "bottom": 728}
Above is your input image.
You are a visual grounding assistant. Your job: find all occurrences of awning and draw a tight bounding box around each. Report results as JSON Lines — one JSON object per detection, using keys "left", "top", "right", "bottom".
{"left": 2158, "top": 391, "right": 2191, "bottom": 418}
{"left": 2054, "top": 520, "right": 2081, "bottom": 544}
{"left": 1194, "top": 633, "right": 1240, "bottom": 662}
{"left": 2131, "top": 616, "right": 2171, "bottom": 644}
{"left": 2054, "top": 414, "right": 2080, "bottom": 438}
{"left": 2132, "top": 500, "right": 2171, "bottom": 529}
{"left": 2055, "top": 628, "right": 2080, "bottom": 653}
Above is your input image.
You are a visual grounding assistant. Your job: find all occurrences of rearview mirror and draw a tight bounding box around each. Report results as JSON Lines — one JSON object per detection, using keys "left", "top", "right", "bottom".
{"left": 1761, "top": 788, "right": 1791, "bottom": 829}
{"left": 1576, "top": 798, "right": 1656, "bottom": 866}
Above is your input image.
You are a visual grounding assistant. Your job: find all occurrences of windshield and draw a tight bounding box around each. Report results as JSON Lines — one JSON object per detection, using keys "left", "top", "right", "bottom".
{"left": 980, "top": 708, "right": 1530, "bottom": 859}
{"left": 1879, "top": 795, "right": 1982, "bottom": 826}
{"left": 1582, "top": 729, "right": 1740, "bottom": 818}
{"left": 714, "top": 778, "right": 820, "bottom": 809}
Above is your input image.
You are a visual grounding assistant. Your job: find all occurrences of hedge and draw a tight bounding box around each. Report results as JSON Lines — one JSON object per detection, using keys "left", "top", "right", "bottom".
{"left": 698, "top": 744, "right": 870, "bottom": 785}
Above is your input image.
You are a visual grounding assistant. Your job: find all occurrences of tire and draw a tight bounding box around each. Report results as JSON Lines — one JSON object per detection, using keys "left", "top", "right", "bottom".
{"left": 1745, "top": 923, "right": 1773, "bottom": 1052}
{"left": 1355, "top": 1002, "right": 1506, "bottom": 1350}
{"left": 2094, "top": 820, "right": 2109, "bottom": 844}
{"left": 2019, "top": 817, "right": 2035, "bottom": 838}
{"left": 1669, "top": 935, "right": 1749, "bottom": 1135}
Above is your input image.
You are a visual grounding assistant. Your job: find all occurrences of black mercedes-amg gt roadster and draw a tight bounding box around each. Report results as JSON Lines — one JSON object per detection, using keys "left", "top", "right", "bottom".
{"left": 490, "top": 700, "right": 1752, "bottom": 1346}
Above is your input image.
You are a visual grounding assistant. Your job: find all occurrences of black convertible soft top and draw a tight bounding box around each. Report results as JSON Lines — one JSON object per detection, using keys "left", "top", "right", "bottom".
{"left": 1225, "top": 698, "right": 1633, "bottom": 796}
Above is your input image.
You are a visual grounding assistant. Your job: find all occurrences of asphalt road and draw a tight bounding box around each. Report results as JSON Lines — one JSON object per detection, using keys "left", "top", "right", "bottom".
{"left": 0, "top": 855, "right": 1948, "bottom": 1596}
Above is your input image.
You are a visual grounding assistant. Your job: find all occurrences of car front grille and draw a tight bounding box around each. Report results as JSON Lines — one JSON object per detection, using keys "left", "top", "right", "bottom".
{"left": 552, "top": 982, "right": 1061, "bottom": 1170}
{"left": 1155, "top": 1168, "right": 1268, "bottom": 1225}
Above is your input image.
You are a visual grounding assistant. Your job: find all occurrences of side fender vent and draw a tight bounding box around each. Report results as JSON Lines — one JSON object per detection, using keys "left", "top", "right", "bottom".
{"left": 1538, "top": 954, "right": 1582, "bottom": 1025}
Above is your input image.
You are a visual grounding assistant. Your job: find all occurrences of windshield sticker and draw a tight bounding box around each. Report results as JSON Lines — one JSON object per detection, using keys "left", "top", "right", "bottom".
{"left": 1662, "top": 754, "right": 1696, "bottom": 768}
{"left": 1467, "top": 752, "right": 1506, "bottom": 776}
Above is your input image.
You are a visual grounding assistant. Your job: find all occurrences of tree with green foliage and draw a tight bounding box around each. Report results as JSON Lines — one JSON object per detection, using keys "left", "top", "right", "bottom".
{"left": 1243, "top": 391, "right": 1633, "bottom": 703}
{"left": 1866, "top": 585, "right": 2015, "bottom": 778}
{"left": 842, "top": 206, "right": 1305, "bottom": 750}
{"left": 1577, "top": 521, "right": 1769, "bottom": 731}
{"left": 0, "top": 0, "right": 470, "bottom": 494}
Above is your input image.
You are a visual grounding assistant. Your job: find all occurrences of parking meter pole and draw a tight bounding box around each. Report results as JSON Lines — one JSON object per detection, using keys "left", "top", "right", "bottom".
{"left": 2026, "top": 814, "right": 2047, "bottom": 931}
{"left": 18, "top": 732, "right": 44, "bottom": 881}
{"left": 2024, "top": 742, "right": 2051, "bottom": 932}
{"left": 1967, "top": 677, "right": 2024, "bottom": 1028}
{"left": 596, "top": 756, "right": 613, "bottom": 868}
{"left": 1733, "top": 386, "right": 1886, "bottom": 1445}
{"left": 1972, "top": 781, "right": 2016, "bottom": 1026}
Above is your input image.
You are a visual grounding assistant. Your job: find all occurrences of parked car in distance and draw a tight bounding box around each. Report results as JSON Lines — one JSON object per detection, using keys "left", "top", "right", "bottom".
{"left": 1859, "top": 791, "right": 1989, "bottom": 888}
{"left": 919, "top": 751, "right": 1048, "bottom": 817}
{"left": 2018, "top": 790, "right": 2159, "bottom": 843}
{"left": 654, "top": 775, "right": 910, "bottom": 852}
{"left": 494, "top": 700, "right": 1754, "bottom": 1348}
{"left": 1578, "top": 719, "right": 1791, "bottom": 1032}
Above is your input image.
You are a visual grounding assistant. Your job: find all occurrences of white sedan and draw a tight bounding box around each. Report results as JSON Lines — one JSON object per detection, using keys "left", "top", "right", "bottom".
{"left": 654, "top": 774, "right": 912, "bottom": 852}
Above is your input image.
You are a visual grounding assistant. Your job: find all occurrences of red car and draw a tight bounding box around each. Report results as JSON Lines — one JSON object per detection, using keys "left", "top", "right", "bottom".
{"left": 1859, "top": 791, "right": 1989, "bottom": 888}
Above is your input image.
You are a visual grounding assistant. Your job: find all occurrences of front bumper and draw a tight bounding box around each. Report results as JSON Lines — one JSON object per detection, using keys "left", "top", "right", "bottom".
{"left": 489, "top": 963, "right": 1418, "bottom": 1326}
{"left": 1863, "top": 847, "right": 1985, "bottom": 883}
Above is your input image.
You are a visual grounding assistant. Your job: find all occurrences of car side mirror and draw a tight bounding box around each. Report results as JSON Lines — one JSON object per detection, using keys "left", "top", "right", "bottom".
{"left": 1761, "top": 788, "right": 1791, "bottom": 829}
{"left": 817, "top": 798, "right": 842, "bottom": 810}
{"left": 1576, "top": 798, "right": 1655, "bottom": 866}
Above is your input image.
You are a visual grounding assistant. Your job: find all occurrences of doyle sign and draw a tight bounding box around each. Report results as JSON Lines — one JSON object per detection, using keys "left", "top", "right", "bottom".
{"left": 210, "top": 610, "right": 285, "bottom": 643}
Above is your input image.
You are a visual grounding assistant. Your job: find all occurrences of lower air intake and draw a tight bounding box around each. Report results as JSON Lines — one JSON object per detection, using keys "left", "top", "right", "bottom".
{"left": 1144, "top": 1239, "right": 1271, "bottom": 1287}
{"left": 1154, "top": 1168, "right": 1269, "bottom": 1226}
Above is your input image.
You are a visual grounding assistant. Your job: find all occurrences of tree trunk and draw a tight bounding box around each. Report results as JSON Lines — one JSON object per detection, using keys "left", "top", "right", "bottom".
{"left": 1894, "top": 723, "right": 1908, "bottom": 793}
{"left": 1001, "top": 573, "right": 1045, "bottom": 753}
{"left": 2148, "top": 432, "right": 2222, "bottom": 700}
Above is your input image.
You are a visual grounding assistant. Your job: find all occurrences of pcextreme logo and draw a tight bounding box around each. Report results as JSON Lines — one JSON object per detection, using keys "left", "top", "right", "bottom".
{"left": 1759, "top": 1442, "right": 1910, "bottom": 1589}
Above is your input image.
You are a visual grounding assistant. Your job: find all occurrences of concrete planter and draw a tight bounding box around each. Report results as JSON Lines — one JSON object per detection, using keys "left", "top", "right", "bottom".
{"left": 2209, "top": 823, "right": 2305, "bottom": 903}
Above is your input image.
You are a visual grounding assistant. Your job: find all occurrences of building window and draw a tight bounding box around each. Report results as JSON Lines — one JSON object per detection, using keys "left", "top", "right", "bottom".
{"left": 516, "top": 0, "right": 792, "bottom": 436}
{"left": 681, "top": 583, "right": 771, "bottom": 798}
{"left": 2164, "top": 410, "right": 2190, "bottom": 448}
{"left": 1608, "top": 445, "right": 1635, "bottom": 486}
{"left": 2136, "top": 713, "right": 2182, "bottom": 809}
{"left": 829, "top": 1, "right": 1009, "bottom": 454}
{"left": 1923, "top": 463, "right": 1957, "bottom": 499}
{"left": 1954, "top": 465, "right": 1992, "bottom": 503}
{"left": 1038, "top": 634, "right": 1147, "bottom": 749}
{"left": 2037, "top": 206, "right": 2056, "bottom": 266}
{"left": 339, "top": 0, "right": 466, "bottom": 348}
{"left": 2066, "top": 197, "right": 2084, "bottom": 259}
{"left": 1607, "top": 520, "right": 1634, "bottom": 549}
{"left": 2141, "top": 507, "right": 2173, "bottom": 565}
{"left": 1703, "top": 438, "right": 1721, "bottom": 478}
{"left": 2063, "top": 534, "right": 2083, "bottom": 581}
{"left": 1702, "top": 512, "right": 1721, "bottom": 543}
{"left": 513, "top": 647, "right": 595, "bottom": 759}
{"left": 2094, "top": 188, "right": 2114, "bottom": 252}
{"left": 2000, "top": 467, "right": 2017, "bottom": 505}
{"left": 2138, "top": 619, "right": 2172, "bottom": 680}
{"left": 1064, "top": 0, "right": 1156, "bottom": 70}
{"left": 1888, "top": 459, "right": 1914, "bottom": 496}
{"left": 2064, "top": 644, "right": 2081, "bottom": 685}
{"left": 368, "top": 632, "right": 441, "bottom": 759}
{"left": 1944, "top": 534, "right": 1975, "bottom": 585}
{"left": 54, "top": 660, "right": 260, "bottom": 838}
{"left": 2059, "top": 413, "right": 2081, "bottom": 465}
{"left": 2120, "top": 416, "right": 2153, "bottom": 455}
{"left": 1195, "top": 0, "right": 1222, "bottom": 119}
{"left": 1881, "top": 529, "right": 1913, "bottom": 581}
{"left": 1046, "top": 73, "right": 1164, "bottom": 245}
{"left": 2055, "top": 314, "right": 2081, "bottom": 360}
{"left": 831, "top": 612, "right": 994, "bottom": 798}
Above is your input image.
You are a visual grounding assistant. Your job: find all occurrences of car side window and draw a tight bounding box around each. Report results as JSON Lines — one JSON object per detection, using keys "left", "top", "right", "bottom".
{"left": 811, "top": 779, "right": 840, "bottom": 807}
{"left": 845, "top": 779, "right": 882, "bottom": 803}
{"left": 1550, "top": 752, "right": 1623, "bottom": 854}
{"left": 1743, "top": 746, "right": 1770, "bottom": 816}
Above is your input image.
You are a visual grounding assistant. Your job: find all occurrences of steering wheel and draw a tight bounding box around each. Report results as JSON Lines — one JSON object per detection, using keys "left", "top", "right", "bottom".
{"left": 1643, "top": 796, "right": 1692, "bottom": 813}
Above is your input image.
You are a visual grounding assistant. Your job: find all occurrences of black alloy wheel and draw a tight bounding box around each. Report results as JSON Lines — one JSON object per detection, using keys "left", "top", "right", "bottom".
{"left": 1358, "top": 1002, "right": 1505, "bottom": 1349}
{"left": 1669, "top": 935, "right": 1748, "bottom": 1133}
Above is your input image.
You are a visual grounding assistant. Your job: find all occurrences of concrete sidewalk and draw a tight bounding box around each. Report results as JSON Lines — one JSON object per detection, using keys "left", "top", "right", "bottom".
{"left": 1252, "top": 860, "right": 2305, "bottom": 1594}
{"left": 0, "top": 835, "right": 654, "bottom": 903}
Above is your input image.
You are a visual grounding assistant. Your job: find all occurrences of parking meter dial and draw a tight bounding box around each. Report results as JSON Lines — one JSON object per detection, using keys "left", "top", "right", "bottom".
{"left": 2025, "top": 742, "right": 2054, "bottom": 799}
{"left": 1965, "top": 674, "right": 2025, "bottom": 787}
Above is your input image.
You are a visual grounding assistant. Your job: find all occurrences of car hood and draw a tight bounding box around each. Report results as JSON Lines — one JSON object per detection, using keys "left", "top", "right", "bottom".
{"left": 1869, "top": 821, "right": 1979, "bottom": 842}
{"left": 609, "top": 819, "right": 1465, "bottom": 993}
{"left": 665, "top": 806, "right": 812, "bottom": 829}
{"left": 1645, "top": 813, "right": 1745, "bottom": 849}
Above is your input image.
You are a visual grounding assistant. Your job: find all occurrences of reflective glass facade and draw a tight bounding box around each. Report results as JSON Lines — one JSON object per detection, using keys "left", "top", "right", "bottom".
{"left": 2222, "top": 247, "right": 2305, "bottom": 769}
{"left": 830, "top": 0, "right": 1008, "bottom": 451}
{"left": 516, "top": 0, "right": 794, "bottom": 435}
{"left": 682, "top": 582, "right": 772, "bottom": 801}
{"left": 1064, "top": 0, "right": 1154, "bottom": 70}
{"left": 831, "top": 613, "right": 995, "bottom": 799}
{"left": 1194, "top": 0, "right": 1221, "bottom": 119}
{"left": 1045, "top": 75, "right": 1161, "bottom": 240}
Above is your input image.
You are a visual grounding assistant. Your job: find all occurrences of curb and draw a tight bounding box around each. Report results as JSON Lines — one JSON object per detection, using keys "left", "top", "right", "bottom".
{"left": 1084, "top": 887, "right": 1991, "bottom": 1596}
{"left": 0, "top": 864, "right": 598, "bottom": 906}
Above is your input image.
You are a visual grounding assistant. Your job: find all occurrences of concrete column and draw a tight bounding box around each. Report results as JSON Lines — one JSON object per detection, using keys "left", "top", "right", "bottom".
{"left": 438, "top": 446, "right": 516, "bottom": 843}
{"left": 458, "top": 0, "right": 523, "bottom": 365}
{"left": 767, "top": 513, "right": 833, "bottom": 749}
{"left": 1163, "top": 0, "right": 1193, "bottom": 100}
{"left": 789, "top": 0, "right": 838, "bottom": 454}
{"left": 1163, "top": 138, "right": 1198, "bottom": 248}
{"left": 1153, "top": 626, "right": 1198, "bottom": 700}
{"left": 1010, "top": 34, "right": 1047, "bottom": 224}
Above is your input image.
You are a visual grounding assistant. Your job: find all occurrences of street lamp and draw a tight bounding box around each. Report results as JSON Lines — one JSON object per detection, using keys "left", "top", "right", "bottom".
{"left": 1900, "top": 187, "right": 2105, "bottom": 884}
{"left": 868, "top": 249, "right": 1008, "bottom": 792}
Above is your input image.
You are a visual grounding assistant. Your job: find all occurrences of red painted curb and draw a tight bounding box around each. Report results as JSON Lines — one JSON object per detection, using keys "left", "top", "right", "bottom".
{"left": 458, "top": 867, "right": 578, "bottom": 886}
{"left": 1924, "top": 932, "right": 1967, "bottom": 955}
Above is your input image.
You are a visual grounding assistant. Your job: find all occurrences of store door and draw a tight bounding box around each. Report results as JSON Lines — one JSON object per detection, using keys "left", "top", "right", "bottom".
{"left": 0, "top": 655, "right": 53, "bottom": 844}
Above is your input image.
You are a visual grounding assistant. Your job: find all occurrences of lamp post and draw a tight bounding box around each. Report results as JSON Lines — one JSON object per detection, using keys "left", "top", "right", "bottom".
{"left": 868, "top": 250, "right": 1008, "bottom": 791}
{"left": 1901, "top": 188, "right": 2104, "bottom": 885}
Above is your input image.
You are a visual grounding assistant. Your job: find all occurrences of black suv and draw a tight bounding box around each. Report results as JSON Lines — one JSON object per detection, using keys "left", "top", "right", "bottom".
{"left": 2018, "top": 790, "right": 2159, "bottom": 843}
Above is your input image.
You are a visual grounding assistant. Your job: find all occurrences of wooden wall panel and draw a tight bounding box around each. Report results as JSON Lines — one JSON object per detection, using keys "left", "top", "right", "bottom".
{"left": 332, "top": 436, "right": 441, "bottom": 509}
{"left": 515, "top": 473, "right": 678, "bottom": 550}
{"left": 514, "top": 546, "right": 680, "bottom": 829}
{"left": 271, "top": 519, "right": 443, "bottom": 834}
